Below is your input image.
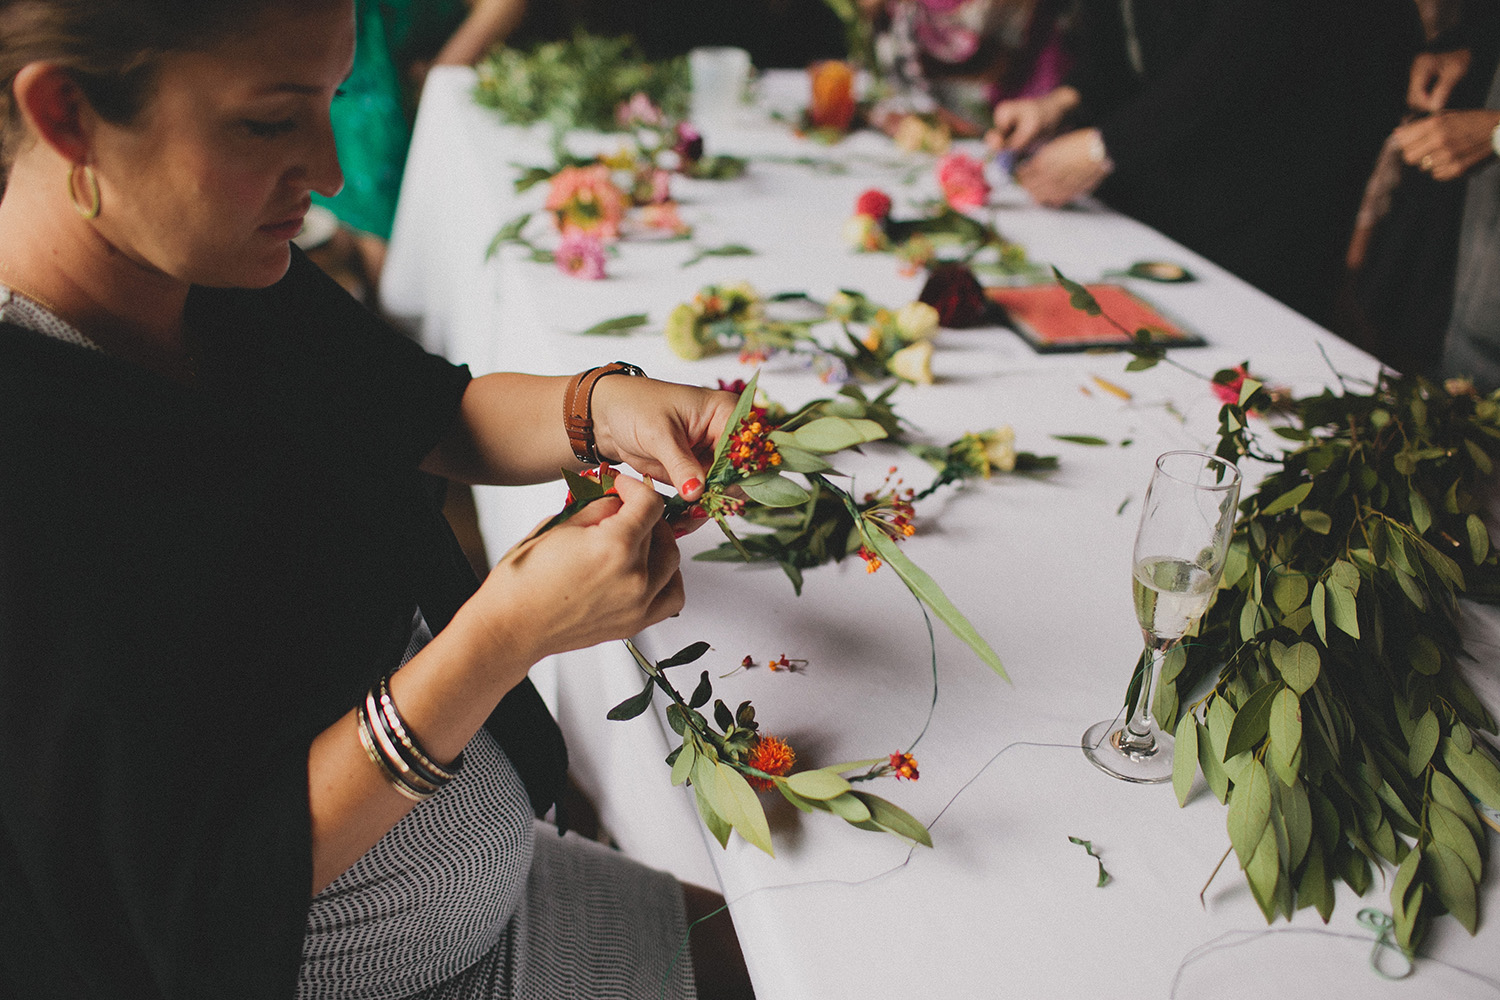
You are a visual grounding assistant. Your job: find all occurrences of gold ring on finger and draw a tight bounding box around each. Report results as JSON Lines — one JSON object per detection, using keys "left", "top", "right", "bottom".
{"left": 1421, "top": 154, "right": 1434, "bottom": 171}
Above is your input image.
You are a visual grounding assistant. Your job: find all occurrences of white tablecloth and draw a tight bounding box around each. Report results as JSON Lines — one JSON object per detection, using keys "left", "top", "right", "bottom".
{"left": 383, "top": 66, "right": 1500, "bottom": 999}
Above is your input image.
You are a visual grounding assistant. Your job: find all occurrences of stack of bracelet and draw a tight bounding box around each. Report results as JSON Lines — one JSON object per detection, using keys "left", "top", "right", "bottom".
{"left": 356, "top": 671, "right": 463, "bottom": 802}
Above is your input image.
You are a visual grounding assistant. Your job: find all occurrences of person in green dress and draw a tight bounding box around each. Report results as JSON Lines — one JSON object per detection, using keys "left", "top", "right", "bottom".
{"left": 317, "top": 0, "right": 527, "bottom": 286}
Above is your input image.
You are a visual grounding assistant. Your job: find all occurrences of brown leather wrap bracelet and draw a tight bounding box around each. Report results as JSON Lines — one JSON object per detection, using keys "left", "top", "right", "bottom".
{"left": 563, "top": 361, "right": 646, "bottom": 464}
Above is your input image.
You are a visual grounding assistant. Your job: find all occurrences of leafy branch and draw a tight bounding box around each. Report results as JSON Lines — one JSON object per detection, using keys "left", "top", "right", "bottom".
{"left": 609, "top": 639, "right": 932, "bottom": 855}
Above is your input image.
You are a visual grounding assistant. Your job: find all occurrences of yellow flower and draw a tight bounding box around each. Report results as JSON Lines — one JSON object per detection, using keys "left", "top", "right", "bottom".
{"left": 664, "top": 303, "right": 716, "bottom": 360}
{"left": 888, "top": 340, "right": 934, "bottom": 385}
{"left": 842, "top": 213, "right": 887, "bottom": 252}
{"left": 983, "top": 426, "right": 1017, "bottom": 474}
{"left": 894, "top": 301, "right": 940, "bottom": 342}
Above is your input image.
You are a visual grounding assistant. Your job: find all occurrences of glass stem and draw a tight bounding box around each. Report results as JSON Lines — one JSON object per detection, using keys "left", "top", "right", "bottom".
{"left": 1120, "top": 633, "right": 1172, "bottom": 752}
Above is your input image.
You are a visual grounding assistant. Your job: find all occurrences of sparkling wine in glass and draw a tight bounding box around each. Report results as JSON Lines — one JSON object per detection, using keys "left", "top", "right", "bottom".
{"left": 1084, "top": 450, "right": 1242, "bottom": 783}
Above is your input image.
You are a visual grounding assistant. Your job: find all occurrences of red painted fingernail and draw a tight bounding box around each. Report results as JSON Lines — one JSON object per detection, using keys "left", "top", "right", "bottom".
{"left": 682, "top": 478, "right": 702, "bottom": 495}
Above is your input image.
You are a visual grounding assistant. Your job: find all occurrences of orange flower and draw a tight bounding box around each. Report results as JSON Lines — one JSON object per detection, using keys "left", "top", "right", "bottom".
{"left": 808, "top": 60, "right": 856, "bottom": 131}
{"left": 745, "top": 734, "right": 796, "bottom": 791}
{"left": 728, "top": 416, "right": 782, "bottom": 474}
{"left": 888, "top": 752, "right": 919, "bottom": 781}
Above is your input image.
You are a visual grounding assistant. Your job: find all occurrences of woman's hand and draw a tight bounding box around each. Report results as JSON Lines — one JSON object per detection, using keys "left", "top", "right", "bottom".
{"left": 466, "top": 473, "right": 684, "bottom": 666}
{"left": 1015, "top": 128, "right": 1113, "bottom": 207}
{"left": 591, "top": 377, "right": 738, "bottom": 502}
{"left": 985, "top": 86, "right": 1080, "bottom": 152}
{"left": 1394, "top": 109, "right": 1500, "bottom": 182}
{"left": 1407, "top": 49, "right": 1471, "bottom": 113}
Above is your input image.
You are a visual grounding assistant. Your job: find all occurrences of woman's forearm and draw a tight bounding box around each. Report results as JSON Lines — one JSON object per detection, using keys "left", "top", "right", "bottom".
{"left": 421, "top": 372, "right": 581, "bottom": 486}
{"left": 432, "top": 0, "right": 527, "bottom": 66}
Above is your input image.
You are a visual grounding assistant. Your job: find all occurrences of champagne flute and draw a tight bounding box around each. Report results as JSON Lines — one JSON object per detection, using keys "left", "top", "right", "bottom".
{"left": 1084, "top": 450, "right": 1242, "bottom": 783}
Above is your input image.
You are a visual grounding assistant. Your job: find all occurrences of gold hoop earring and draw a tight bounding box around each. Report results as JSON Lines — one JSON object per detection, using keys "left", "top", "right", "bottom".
{"left": 67, "top": 165, "right": 100, "bottom": 220}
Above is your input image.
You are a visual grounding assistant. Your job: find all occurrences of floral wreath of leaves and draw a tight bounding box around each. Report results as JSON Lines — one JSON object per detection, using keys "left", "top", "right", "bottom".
{"left": 607, "top": 638, "right": 930, "bottom": 856}
{"left": 538, "top": 374, "right": 1034, "bottom": 853}
{"left": 1056, "top": 269, "right": 1500, "bottom": 953}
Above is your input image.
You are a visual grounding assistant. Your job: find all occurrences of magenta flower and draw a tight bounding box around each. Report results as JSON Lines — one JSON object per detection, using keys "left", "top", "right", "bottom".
{"left": 555, "top": 231, "right": 607, "bottom": 280}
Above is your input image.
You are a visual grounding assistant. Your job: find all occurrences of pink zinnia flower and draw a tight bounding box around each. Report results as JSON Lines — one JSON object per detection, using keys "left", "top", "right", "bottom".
{"left": 554, "top": 231, "right": 607, "bottom": 280}
{"left": 546, "top": 164, "right": 626, "bottom": 241}
{"left": 936, "top": 152, "right": 990, "bottom": 210}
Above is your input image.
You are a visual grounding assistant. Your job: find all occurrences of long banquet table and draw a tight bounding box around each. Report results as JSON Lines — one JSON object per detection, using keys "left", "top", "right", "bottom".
{"left": 383, "top": 66, "right": 1500, "bottom": 999}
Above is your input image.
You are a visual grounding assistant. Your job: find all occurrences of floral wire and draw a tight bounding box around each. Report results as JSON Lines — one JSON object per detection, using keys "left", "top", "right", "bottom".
{"left": 660, "top": 899, "right": 732, "bottom": 1000}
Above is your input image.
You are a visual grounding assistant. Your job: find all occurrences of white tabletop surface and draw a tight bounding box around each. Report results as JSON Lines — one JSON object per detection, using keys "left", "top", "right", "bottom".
{"left": 383, "top": 66, "right": 1500, "bottom": 999}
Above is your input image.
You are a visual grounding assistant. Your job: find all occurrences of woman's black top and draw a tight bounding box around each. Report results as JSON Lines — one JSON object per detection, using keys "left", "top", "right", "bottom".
{"left": 0, "top": 249, "right": 566, "bottom": 999}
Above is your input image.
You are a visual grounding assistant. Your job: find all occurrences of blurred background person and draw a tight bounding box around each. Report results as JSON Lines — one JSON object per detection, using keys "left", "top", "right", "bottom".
{"left": 315, "top": 0, "right": 528, "bottom": 298}
{"left": 1342, "top": 0, "right": 1499, "bottom": 377}
{"left": 987, "top": 0, "right": 1421, "bottom": 328}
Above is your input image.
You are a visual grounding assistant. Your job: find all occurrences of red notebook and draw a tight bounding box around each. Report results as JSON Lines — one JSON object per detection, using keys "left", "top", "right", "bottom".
{"left": 986, "top": 283, "right": 1203, "bottom": 353}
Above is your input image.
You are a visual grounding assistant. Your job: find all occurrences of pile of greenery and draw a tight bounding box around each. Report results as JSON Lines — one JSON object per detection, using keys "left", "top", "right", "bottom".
{"left": 473, "top": 30, "right": 689, "bottom": 136}
{"left": 1061, "top": 271, "right": 1500, "bottom": 952}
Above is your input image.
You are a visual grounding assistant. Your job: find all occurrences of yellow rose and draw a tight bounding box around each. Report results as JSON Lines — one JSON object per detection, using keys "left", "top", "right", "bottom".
{"left": 888, "top": 340, "right": 934, "bottom": 385}
{"left": 895, "top": 301, "right": 940, "bottom": 342}
{"left": 982, "top": 426, "right": 1017, "bottom": 474}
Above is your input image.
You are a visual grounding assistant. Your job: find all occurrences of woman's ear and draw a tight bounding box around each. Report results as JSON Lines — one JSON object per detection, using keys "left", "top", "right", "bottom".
{"left": 10, "top": 63, "right": 92, "bottom": 165}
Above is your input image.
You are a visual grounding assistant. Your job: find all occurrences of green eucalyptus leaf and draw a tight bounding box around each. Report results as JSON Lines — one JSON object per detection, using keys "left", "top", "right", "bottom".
{"left": 1197, "top": 719, "right": 1230, "bottom": 803}
{"left": 1429, "top": 801, "right": 1482, "bottom": 881}
{"left": 1228, "top": 758, "right": 1273, "bottom": 867}
{"left": 1444, "top": 742, "right": 1500, "bottom": 812}
{"left": 1225, "top": 682, "right": 1281, "bottom": 760}
{"left": 1268, "top": 688, "right": 1302, "bottom": 783}
{"left": 577, "top": 312, "right": 650, "bottom": 336}
{"left": 739, "top": 473, "right": 812, "bottom": 508}
{"left": 1271, "top": 573, "right": 1310, "bottom": 615}
{"left": 1409, "top": 482, "right": 1433, "bottom": 534}
{"left": 1261, "top": 482, "right": 1313, "bottom": 517}
{"left": 1393, "top": 566, "right": 1428, "bottom": 611}
{"left": 775, "top": 781, "right": 818, "bottom": 814}
{"left": 861, "top": 527, "right": 1007, "bottom": 679}
{"left": 606, "top": 677, "right": 657, "bottom": 720}
{"left": 1393, "top": 843, "right": 1423, "bottom": 911}
{"left": 671, "top": 738, "right": 697, "bottom": 786}
{"left": 1409, "top": 634, "right": 1443, "bottom": 676}
{"left": 712, "top": 760, "right": 774, "bottom": 856}
{"left": 787, "top": 416, "right": 887, "bottom": 453}
{"left": 1426, "top": 842, "right": 1478, "bottom": 934}
{"left": 768, "top": 445, "right": 835, "bottom": 474}
{"left": 1298, "top": 844, "right": 1334, "bottom": 921}
{"left": 1408, "top": 710, "right": 1440, "bottom": 776}
{"left": 1430, "top": 771, "right": 1482, "bottom": 838}
{"left": 1326, "top": 581, "right": 1360, "bottom": 640}
{"left": 1310, "top": 581, "right": 1329, "bottom": 645}
{"left": 784, "top": 768, "right": 854, "bottom": 801}
{"left": 1299, "top": 509, "right": 1333, "bottom": 534}
{"left": 852, "top": 792, "right": 933, "bottom": 846}
{"left": 1051, "top": 266, "right": 1102, "bottom": 315}
{"left": 1245, "top": 823, "right": 1281, "bottom": 921}
{"left": 688, "top": 670, "right": 712, "bottom": 709}
{"left": 1283, "top": 779, "right": 1312, "bottom": 870}
{"left": 692, "top": 757, "right": 732, "bottom": 848}
{"left": 1173, "top": 720, "right": 1199, "bottom": 807}
{"left": 825, "top": 791, "right": 872, "bottom": 824}
{"left": 1467, "top": 513, "right": 1491, "bottom": 564}
{"left": 1272, "top": 641, "right": 1320, "bottom": 695}
{"left": 658, "top": 642, "right": 712, "bottom": 670}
